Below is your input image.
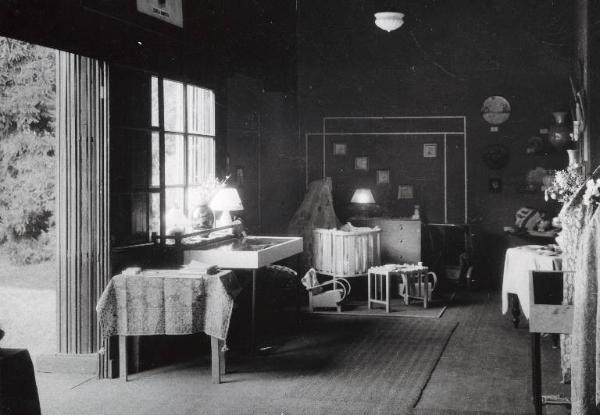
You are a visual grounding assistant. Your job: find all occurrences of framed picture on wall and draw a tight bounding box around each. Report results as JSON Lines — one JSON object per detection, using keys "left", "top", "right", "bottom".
{"left": 423, "top": 143, "right": 438, "bottom": 158}
{"left": 376, "top": 169, "right": 390, "bottom": 184}
{"left": 333, "top": 142, "right": 347, "bottom": 156}
{"left": 398, "top": 185, "right": 414, "bottom": 199}
{"left": 489, "top": 177, "right": 502, "bottom": 193}
{"left": 355, "top": 156, "right": 369, "bottom": 171}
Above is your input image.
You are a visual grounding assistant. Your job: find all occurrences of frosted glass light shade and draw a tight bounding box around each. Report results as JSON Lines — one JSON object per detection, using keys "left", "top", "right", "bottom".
{"left": 374, "top": 12, "right": 404, "bottom": 32}
{"left": 351, "top": 188, "right": 376, "bottom": 204}
{"left": 209, "top": 188, "right": 244, "bottom": 211}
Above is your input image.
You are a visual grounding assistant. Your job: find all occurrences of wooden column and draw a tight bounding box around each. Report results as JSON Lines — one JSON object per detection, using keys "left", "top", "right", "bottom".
{"left": 56, "top": 52, "right": 111, "bottom": 377}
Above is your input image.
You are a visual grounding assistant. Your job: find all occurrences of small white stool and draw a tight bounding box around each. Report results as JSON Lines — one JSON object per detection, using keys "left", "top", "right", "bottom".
{"left": 368, "top": 264, "right": 433, "bottom": 311}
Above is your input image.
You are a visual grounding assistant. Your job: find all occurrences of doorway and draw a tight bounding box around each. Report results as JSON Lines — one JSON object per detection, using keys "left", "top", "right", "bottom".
{"left": 0, "top": 36, "right": 57, "bottom": 359}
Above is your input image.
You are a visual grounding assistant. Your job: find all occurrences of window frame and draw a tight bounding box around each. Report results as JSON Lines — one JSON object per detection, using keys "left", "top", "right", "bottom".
{"left": 151, "top": 76, "right": 216, "bottom": 240}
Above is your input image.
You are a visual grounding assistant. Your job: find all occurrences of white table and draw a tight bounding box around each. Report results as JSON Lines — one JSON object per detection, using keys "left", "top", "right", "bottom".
{"left": 183, "top": 235, "right": 303, "bottom": 348}
{"left": 501, "top": 245, "right": 562, "bottom": 327}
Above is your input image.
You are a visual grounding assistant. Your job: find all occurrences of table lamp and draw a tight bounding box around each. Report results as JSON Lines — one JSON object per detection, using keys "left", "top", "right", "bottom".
{"left": 350, "top": 188, "right": 376, "bottom": 219}
{"left": 351, "top": 188, "right": 376, "bottom": 204}
{"left": 210, "top": 187, "right": 244, "bottom": 229}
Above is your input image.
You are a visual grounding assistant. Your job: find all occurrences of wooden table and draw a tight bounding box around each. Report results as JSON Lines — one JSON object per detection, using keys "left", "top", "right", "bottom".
{"left": 183, "top": 235, "right": 303, "bottom": 348}
{"left": 367, "top": 264, "right": 431, "bottom": 312}
{"left": 96, "top": 269, "right": 240, "bottom": 384}
{"left": 501, "top": 245, "right": 562, "bottom": 328}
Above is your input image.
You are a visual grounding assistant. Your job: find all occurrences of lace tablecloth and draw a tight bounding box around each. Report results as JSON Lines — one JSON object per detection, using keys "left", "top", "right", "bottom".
{"left": 501, "top": 245, "right": 562, "bottom": 319}
{"left": 96, "top": 269, "right": 241, "bottom": 340}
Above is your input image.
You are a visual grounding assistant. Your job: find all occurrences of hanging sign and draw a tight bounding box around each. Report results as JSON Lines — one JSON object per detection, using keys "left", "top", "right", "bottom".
{"left": 136, "top": 0, "right": 183, "bottom": 27}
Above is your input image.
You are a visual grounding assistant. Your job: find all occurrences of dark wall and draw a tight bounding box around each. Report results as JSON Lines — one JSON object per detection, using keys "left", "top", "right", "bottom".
{"left": 297, "top": 0, "right": 575, "bottom": 285}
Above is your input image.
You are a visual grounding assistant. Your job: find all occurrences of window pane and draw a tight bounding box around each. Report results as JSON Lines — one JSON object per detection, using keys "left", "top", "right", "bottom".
{"left": 165, "top": 187, "right": 185, "bottom": 233}
{"left": 187, "top": 86, "right": 215, "bottom": 135}
{"left": 151, "top": 132, "right": 160, "bottom": 187}
{"left": 151, "top": 76, "right": 159, "bottom": 127}
{"left": 150, "top": 192, "right": 160, "bottom": 236}
{"left": 165, "top": 133, "right": 184, "bottom": 185}
{"left": 188, "top": 135, "right": 215, "bottom": 185}
{"left": 131, "top": 193, "right": 148, "bottom": 238}
{"left": 163, "top": 79, "right": 184, "bottom": 132}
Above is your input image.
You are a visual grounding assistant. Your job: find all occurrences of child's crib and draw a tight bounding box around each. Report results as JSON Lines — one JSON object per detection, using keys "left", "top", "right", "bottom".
{"left": 313, "top": 227, "right": 382, "bottom": 278}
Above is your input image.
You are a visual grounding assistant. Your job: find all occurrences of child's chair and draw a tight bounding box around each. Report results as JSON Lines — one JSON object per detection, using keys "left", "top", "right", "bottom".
{"left": 301, "top": 268, "right": 351, "bottom": 312}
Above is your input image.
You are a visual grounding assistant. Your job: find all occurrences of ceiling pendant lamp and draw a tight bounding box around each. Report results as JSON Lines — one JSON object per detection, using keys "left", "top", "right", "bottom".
{"left": 374, "top": 11, "right": 405, "bottom": 32}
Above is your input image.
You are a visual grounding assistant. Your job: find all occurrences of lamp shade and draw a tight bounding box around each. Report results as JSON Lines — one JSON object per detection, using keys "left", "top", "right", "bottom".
{"left": 209, "top": 188, "right": 244, "bottom": 211}
{"left": 351, "top": 188, "right": 376, "bottom": 204}
{"left": 374, "top": 12, "right": 404, "bottom": 32}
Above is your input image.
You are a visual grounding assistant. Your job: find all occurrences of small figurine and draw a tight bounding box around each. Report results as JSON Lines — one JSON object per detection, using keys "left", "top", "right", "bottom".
{"left": 411, "top": 205, "right": 421, "bottom": 220}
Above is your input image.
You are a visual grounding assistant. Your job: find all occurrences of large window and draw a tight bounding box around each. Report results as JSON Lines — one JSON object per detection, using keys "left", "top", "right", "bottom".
{"left": 150, "top": 77, "right": 216, "bottom": 237}
{"left": 111, "top": 69, "right": 216, "bottom": 246}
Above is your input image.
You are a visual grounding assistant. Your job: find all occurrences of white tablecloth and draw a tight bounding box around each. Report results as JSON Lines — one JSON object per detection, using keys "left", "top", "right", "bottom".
{"left": 501, "top": 245, "right": 562, "bottom": 319}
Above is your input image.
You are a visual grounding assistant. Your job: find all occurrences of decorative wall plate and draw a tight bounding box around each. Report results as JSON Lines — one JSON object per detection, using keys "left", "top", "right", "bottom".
{"left": 481, "top": 96, "right": 511, "bottom": 125}
{"left": 482, "top": 144, "right": 510, "bottom": 169}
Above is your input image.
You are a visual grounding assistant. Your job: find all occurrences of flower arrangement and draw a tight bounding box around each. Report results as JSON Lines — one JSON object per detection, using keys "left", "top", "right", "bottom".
{"left": 193, "top": 176, "right": 230, "bottom": 205}
{"left": 544, "top": 165, "right": 585, "bottom": 203}
{"left": 583, "top": 178, "right": 600, "bottom": 208}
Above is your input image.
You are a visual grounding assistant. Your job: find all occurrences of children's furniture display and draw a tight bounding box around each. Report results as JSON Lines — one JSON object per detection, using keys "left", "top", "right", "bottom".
{"left": 302, "top": 268, "right": 351, "bottom": 312}
{"left": 367, "top": 264, "right": 436, "bottom": 311}
{"left": 312, "top": 225, "right": 381, "bottom": 278}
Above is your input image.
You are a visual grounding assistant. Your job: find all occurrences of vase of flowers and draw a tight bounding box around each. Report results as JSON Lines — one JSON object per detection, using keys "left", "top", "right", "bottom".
{"left": 544, "top": 165, "right": 584, "bottom": 203}
{"left": 189, "top": 177, "right": 229, "bottom": 230}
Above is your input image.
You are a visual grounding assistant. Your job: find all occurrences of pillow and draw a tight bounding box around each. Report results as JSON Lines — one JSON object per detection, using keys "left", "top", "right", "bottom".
{"left": 515, "top": 207, "right": 542, "bottom": 231}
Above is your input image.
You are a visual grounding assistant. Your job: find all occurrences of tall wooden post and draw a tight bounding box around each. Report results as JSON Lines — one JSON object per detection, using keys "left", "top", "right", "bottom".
{"left": 56, "top": 51, "right": 111, "bottom": 377}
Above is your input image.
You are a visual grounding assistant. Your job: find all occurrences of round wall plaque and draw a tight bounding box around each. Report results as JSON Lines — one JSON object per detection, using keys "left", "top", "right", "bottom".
{"left": 481, "top": 96, "right": 511, "bottom": 125}
{"left": 482, "top": 144, "right": 510, "bottom": 169}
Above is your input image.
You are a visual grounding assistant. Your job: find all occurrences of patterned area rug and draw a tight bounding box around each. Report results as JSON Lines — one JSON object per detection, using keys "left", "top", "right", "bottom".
{"left": 235, "top": 315, "right": 459, "bottom": 414}
{"left": 307, "top": 293, "right": 455, "bottom": 319}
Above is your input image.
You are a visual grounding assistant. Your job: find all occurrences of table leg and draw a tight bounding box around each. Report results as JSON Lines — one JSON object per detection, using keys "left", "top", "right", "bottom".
{"left": 423, "top": 272, "right": 429, "bottom": 309}
{"left": 367, "top": 272, "right": 372, "bottom": 310}
{"left": 220, "top": 340, "right": 226, "bottom": 376}
{"left": 251, "top": 269, "right": 257, "bottom": 350}
{"left": 211, "top": 336, "right": 222, "bottom": 384}
{"left": 119, "top": 335, "right": 128, "bottom": 382}
{"left": 531, "top": 333, "right": 542, "bottom": 415}
{"left": 511, "top": 293, "right": 521, "bottom": 328}
{"left": 385, "top": 272, "right": 391, "bottom": 313}
{"left": 402, "top": 274, "right": 409, "bottom": 305}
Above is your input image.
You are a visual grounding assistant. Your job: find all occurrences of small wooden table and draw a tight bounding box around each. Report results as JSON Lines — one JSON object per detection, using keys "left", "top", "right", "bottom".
{"left": 97, "top": 269, "right": 240, "bottom": 384}
{"left": 367, "top": 264, "right": 431, "bottom": 312}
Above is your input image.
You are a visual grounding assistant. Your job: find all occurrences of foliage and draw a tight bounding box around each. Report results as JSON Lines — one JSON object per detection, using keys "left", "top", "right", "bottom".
{"left": 0, "top": 37, "right": 56, "bottom": 263}
{"left": 2, "top": 227, "right": 55, "bottom": 265}
{"left": 583, "top": 178, "right": 600, "bottom": 208}
{"left": 544, "top": 165, "right": 585, "bottom": 204}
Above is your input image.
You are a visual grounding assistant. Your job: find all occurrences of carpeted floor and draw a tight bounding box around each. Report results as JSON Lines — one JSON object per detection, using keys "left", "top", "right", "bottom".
{"left": 35, "top": 290, "right": 570, "bottom": 415}
{"left": 38, "top": 315, "right": 457, "bottom": 415}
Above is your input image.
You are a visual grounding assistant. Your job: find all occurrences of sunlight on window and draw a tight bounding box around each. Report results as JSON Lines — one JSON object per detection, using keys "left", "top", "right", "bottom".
{"left": 187, "top": 86, "right": 215, "bottom": 135}
{"left": 165, "top": 133, "right": 184, "bottom": 185}
{"left": 188, "top": 135, "right": 215, "bottom": 185}
{"left": 163, "top": 79, "right": 184, "bottom": 132}
{"left": 151, "top": 132, "right": 160, "bottom": 187}
{"left": 151, "top": 76, "right": 159, "bottom": 127}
